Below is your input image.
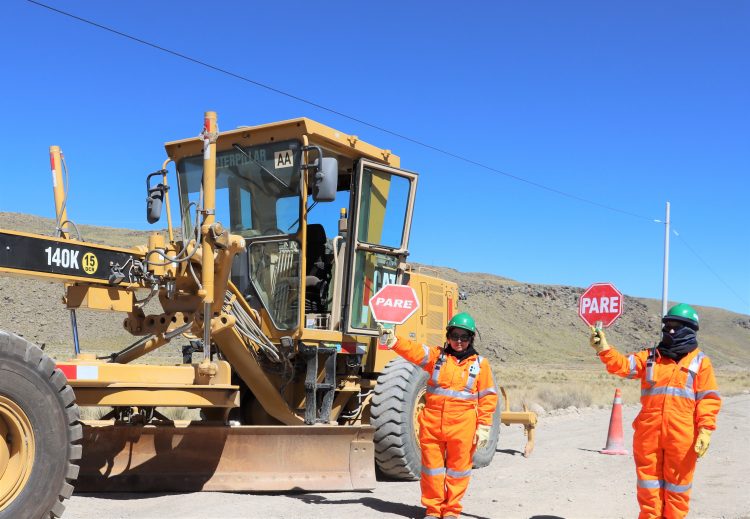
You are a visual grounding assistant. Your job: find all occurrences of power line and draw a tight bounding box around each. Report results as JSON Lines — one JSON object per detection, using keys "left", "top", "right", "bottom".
{"left": 27, "top": 0, "right": 656, "bottom": 222}
{"left": 672, "top": 230, "right": 750, "bottom": 310}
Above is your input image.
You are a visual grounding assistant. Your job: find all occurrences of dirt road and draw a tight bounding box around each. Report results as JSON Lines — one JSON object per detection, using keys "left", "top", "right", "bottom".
{"left": 64, "top": 394, "right": 750, "bottom": 519}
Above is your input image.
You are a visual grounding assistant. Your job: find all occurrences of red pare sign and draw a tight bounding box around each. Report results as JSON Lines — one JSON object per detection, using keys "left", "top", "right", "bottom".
{"left": 578, "top": 282, "right": 623, "bottom": 328}
{"left": 369, "top": 284, "right": 420, "bottom": 324}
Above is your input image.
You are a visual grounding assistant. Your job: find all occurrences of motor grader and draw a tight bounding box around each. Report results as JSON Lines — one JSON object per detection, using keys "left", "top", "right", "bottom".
{"left": 0, "top": 112, "right": 536, "bottom": 518}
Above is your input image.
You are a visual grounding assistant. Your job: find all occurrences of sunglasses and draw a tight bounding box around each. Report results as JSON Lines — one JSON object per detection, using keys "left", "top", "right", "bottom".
{"left": 448, "top": 332, "right": 472, "bottom": 342}
{"left": 662, "top": 320, "right": 685, "bottom": 331}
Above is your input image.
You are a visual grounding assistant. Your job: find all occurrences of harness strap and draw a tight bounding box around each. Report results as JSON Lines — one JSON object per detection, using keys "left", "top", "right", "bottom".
{"left": 430, "top": 354, "right": 495, "bottom": 400}
{"left": 463, "top": 355, "right": 483, "bottom": 392}
{"left": 430, "top": 353, "right": 445, "bottom": 386}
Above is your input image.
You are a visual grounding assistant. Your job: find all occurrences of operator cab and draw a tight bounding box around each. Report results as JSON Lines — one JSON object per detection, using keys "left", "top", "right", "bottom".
{"left": 166, "top": 118, "right": 418, "bottom": 337}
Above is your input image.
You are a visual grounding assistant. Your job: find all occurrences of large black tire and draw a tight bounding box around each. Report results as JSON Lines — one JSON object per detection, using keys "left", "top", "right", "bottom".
{"left": 0, "top": 331, "right": 81, "bottom": 519}
{"left": 371, "top": 357, "right": 504, "bottom": 479}
{"left": 471, "top": 393, "right": 503, "bottom": 468}
{"left": 371, "top": 358, "right": 427, "bottom": 480}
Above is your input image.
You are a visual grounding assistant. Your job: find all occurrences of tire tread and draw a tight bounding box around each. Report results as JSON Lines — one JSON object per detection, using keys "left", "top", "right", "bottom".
{"left": 371, "top": 358, "right": 426, "bottom": 480}
{"left": 0, "top": 330, "right": 80, "bottom": 518}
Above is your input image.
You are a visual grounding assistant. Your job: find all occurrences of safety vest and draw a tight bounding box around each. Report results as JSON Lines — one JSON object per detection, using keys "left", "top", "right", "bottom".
{"left": 626, "top": 348, "right": 718, "bottom": 400}
{"left": 611, "top": 347, "right": 721, "bottom": 431}
{"left": 393, "top": 338, "right": 498, "bottom": 426}
{"left": 426, "top": 354, "right": 486, "bottom": 400}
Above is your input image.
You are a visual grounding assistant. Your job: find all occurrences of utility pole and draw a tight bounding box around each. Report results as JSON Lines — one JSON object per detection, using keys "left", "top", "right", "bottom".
{"left": 661, "top": 202, "right": 670, "bottom": 317}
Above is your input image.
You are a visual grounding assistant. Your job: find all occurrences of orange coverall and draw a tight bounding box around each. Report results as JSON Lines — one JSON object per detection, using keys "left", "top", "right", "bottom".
{"left": 599, "top": 347, "right": 721, "bottom": 519}
{"left": 393, "top": 337, "right": 498, "bottom": 518}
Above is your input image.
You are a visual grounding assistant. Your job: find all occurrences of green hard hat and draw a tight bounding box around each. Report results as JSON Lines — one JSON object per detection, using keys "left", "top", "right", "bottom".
{"left": 447, "top": 312, "right": 476, "bottom": 334}
{"left": 664, "top": 303, "right": 699, "bottom": 330}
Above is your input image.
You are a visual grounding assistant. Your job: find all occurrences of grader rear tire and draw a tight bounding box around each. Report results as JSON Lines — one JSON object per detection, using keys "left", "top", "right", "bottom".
{"left": 0, "top": 331, "right": 81, "bottom": 519}
{"left": 371, "top": 357, "right": 504, "bottom": 479}
{"left": 371, "top": 358, "right": 426, "bottom": 480}
{"left": 471, "top": 395, "right": 503, "bottom": 469}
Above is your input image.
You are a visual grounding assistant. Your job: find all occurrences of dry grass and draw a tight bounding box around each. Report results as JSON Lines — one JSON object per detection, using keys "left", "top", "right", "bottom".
{"left": 495, "top": 363, "right": 750, "bottom": 413}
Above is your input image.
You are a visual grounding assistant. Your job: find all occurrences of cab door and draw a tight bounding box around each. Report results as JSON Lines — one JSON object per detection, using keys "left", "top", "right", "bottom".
{"left": 344, "top": 159, "right": 418, "bottom": 334}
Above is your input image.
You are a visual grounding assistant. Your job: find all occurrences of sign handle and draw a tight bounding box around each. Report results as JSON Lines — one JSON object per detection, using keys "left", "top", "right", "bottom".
{"left": 592, "top": 320, "right": 605, "bottom": 357}
{"left": 377, "top": 322, "right": 395, "bottom": 346}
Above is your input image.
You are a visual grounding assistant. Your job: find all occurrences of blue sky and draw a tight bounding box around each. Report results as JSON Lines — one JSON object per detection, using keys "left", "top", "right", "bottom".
{"left": 2, "top": 1, "right": 748, "bottom": 315}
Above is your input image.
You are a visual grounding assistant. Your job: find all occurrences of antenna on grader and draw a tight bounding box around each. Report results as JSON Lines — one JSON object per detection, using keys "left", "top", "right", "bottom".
{"left": 49, "top": 144, "right": 83, "bottom": 355}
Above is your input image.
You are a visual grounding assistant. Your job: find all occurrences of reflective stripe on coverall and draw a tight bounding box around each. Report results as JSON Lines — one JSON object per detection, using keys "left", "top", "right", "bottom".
{"left": 392, "top": 338, "right": 498, "bottom": 518}
{"left": 599, "top": 347, "right": 721, "bottom": 519}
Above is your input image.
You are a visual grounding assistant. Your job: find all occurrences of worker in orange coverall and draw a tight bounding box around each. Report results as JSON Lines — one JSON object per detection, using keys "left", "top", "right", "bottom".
{"left": 379, "top": 312, "right": 497, "bottom": 519}
{"left": 590, "top": 303, "right": 721, "bottom": 519}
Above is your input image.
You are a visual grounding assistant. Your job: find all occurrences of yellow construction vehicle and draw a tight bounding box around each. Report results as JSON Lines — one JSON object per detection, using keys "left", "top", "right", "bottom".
{"left": 0, "top": 112, "right": 536, "bottom": 518}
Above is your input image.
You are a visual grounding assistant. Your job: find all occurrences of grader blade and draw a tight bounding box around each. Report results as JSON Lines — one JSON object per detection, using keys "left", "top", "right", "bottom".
{"left": 76, "top": 421, "right": 375, "bottom": 492}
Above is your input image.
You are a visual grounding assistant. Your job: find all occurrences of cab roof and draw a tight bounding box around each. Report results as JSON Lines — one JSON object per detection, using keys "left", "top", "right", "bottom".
{"left": 163, "top": 117, "right": 400, "bottom": 168}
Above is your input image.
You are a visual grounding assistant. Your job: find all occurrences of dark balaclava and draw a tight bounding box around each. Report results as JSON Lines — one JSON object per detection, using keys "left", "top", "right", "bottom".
{"left": 657, "top": 322, "right": 698, "bottom": 362}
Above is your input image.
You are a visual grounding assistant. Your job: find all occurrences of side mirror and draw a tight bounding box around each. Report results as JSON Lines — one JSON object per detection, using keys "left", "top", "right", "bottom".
{"left": 146, "top": 171, "right": 167, "bottom": 224}
{"left": 312, "top": 157, "right": 338, "bottom": 202}
{"left": 303, "top": 146, "right": 338, "bottom": 203}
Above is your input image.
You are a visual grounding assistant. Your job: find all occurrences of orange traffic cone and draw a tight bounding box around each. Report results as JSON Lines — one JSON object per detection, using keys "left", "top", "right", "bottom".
{"left": 600, "top": 388, "right": 628, "bottom": 455}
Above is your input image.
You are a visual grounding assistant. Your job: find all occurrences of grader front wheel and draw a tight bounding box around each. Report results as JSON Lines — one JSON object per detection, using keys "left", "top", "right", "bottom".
{"left": 0, "top": 331, "right": 81, "bottom": 519}
{"left": 0, "top": 394, "right": 35, "bottom": 514}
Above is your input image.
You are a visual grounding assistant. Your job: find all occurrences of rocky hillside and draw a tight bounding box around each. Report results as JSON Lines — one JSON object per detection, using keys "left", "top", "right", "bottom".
{"left": 423, "top": 266, "right": 750, "bottom": 369}
{"left": 1, "top": 212, "right": 748, "bottom": 369}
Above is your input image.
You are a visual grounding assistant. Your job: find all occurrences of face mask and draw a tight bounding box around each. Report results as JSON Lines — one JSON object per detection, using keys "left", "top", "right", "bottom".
{"left": 661, "top": 325, "right": 696, "bottom": 347}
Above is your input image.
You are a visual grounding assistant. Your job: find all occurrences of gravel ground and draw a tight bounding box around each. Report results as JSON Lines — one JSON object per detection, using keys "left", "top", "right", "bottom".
{"left": 63, "top": 394, "right": 750, "bottom": 519}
